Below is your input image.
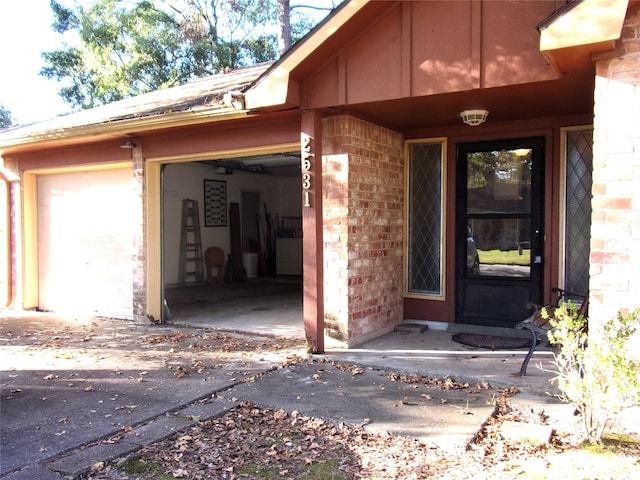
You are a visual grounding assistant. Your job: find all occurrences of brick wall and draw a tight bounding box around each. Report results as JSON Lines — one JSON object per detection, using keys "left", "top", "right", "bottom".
{"left": 132, "top": 145, "right": 147, "bottom": 323}
{"left": 322, "top": 115, "right": 404, "bottom": 347}
{"left": 592, "top": 5, "right": 640, "bottom": 329}
{"left": 3, "top": 158, "right": 21, "bottom": 309}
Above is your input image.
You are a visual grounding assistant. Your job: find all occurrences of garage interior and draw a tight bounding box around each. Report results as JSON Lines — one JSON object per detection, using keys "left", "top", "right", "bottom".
{"left": 162, "top": 152, "right": 304, "bottom": 337}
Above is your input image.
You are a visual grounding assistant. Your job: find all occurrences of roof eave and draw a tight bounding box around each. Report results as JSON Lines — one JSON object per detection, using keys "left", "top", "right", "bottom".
{"left": 244, "top": 0, "right": 372, "bottom": 111}
{"left": 0, "top": 107, "right": 248, "bottom": 155}
{"left": 539, "top": 0, "right": 629, "bottom": 72}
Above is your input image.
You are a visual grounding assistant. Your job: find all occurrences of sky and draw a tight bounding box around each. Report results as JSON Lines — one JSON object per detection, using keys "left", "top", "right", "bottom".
{"left": 0, "top": 0, "right": 338, "bottom": 127}
{"left": 0, "top": 0, "right": 74, "bottom": 125}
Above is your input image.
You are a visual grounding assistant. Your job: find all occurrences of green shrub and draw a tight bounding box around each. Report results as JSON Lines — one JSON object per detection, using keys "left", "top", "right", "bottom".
{"left": 547, "top": 303, "right": 640, "bottom": 444}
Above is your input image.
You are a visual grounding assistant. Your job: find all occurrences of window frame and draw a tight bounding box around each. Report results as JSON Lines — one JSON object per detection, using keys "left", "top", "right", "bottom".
{"left": 559, "top": 126, "right": 593, "bottom": 298}
{"left": 404, "top": 138, "right": 447, "bottom": 300}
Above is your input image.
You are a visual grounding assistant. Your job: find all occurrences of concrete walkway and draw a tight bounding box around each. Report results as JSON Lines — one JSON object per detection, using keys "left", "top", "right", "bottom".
{"left": 325, "top": 328, "right": 558, "bottom": 395}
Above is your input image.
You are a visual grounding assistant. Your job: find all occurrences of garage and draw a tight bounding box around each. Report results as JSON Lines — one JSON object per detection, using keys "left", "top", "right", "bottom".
{"left": 161, "top": 152, "right": 303, "bottom": 329}
{"left": 37, "top": 167, "right": 134, "bottom": 318}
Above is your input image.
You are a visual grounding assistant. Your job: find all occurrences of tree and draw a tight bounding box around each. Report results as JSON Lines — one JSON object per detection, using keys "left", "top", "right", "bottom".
{"left": 277, "top": 0, "right": 291, "bottom": 53}
{"left": 41, "top": 0, "right": 338, "bottom": 111}
{"left": 0, "top": 105, "right": 13, "bottom": 128}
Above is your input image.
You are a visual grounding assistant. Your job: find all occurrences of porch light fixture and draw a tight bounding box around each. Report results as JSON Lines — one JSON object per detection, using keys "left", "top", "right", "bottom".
{"left": 120, "top": 138, "right": 136, "bottom": 149}
{"left": 460, "top": 109, "right": 489, "bottom": 126}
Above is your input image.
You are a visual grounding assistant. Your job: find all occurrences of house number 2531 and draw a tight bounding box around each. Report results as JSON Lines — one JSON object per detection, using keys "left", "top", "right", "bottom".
{"left": 301, "top": 133, "right": 312, "bottom": 207}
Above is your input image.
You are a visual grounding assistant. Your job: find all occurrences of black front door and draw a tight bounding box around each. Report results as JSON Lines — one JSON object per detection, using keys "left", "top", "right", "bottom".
{"left": 456, "top": 138, "right": 544, "bottom": 327}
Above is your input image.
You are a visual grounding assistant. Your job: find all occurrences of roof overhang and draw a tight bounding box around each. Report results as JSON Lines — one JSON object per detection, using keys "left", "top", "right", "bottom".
{"left": 0, "top": 63, "right": 270, "bottom": 155}
{"left": 539, "top": 0, "right": 629, "bottom": 72}
{"left": 244, "top": 0, "right": 373, "bottom": 111}
{"left": 0, "top": 108, "right": 248, "bottom": 155}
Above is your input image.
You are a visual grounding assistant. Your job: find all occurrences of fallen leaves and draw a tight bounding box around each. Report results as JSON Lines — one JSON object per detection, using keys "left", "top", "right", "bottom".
{"left": 333, "top": 362, "right": 366, "bottom": 376}
{"left": 115, "top": 405, "right": 138, "bottom": 413}
{"left": 145, "top": 332, "right": 189, "bottom": 344}
{"left": 86, "top": 401, "right": 453, "bottom": 480}
{"left": 5, "top": 315, "right": 640, "bottom": 480}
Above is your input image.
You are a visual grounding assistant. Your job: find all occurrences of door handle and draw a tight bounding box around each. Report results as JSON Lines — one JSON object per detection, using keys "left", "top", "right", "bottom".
{"left": 534, "top": 228, "right": 543, "bottom": 264}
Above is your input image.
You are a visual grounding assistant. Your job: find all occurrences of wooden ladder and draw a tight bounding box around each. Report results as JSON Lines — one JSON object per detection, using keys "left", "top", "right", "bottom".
{"left": 179, "top": 199, "right": 204, "bottom": 286}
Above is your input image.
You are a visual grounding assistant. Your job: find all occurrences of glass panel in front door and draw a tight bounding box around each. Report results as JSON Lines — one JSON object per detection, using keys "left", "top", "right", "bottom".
{"left": 457, "top": 138, "right": 544, "bottom": 327}
{"left": 467, "top": 150, "right": 532, "bottom": 278}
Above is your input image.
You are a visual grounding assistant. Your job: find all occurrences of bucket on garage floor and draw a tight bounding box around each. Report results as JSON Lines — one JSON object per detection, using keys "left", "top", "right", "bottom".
{"left": 242, "top": 252, "right": 259, "bottom": 278}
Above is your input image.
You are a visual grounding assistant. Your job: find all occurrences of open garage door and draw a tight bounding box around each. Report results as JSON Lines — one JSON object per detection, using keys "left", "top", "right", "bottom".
{"left": 37, "top": 168, "right": 134, "bottom": 318}
{"left": 160, "top": 153, "right": 303, "bottom": 334}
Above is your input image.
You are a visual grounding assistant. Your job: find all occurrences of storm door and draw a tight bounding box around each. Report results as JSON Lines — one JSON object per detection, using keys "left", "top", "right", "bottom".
{"left": 456, "top": 138, "right": 544, "bottom": 327}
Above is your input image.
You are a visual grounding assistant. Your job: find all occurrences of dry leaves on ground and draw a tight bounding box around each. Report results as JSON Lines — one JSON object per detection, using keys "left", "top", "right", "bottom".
{"left": 2, "top": 317, "right": 306, "bottom": 381}
{"left": 84, "top": 388, "right": 640, "bottom": 480}
{"left": 85, "top": 400, "right": 453, "bottom": 480}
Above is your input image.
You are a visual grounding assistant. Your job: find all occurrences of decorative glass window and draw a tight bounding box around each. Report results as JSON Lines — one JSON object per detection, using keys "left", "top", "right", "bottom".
{"left": 406, "top": 141, "right": 444, "bottom": 297}
{"left": 562, "top": 129, "right": 593, "bottom": 298}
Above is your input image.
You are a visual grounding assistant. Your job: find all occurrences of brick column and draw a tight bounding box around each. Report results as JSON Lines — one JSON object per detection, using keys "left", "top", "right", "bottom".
{"left": 2, "top": 158, "right": 21, "bottom": 309}
{"left": 131, "top": 141, "right": 147, "bottom": 323}
{"left": 322, "top": 115, "right": 404, "bottom": 347}
{"left": 592, "top": 6, "right": 640, "bottom": 329}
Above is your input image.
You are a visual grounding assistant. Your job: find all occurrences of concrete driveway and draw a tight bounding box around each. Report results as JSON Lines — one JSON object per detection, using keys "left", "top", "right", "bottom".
{"left": 0, "top": 311, "right": 303, "bottom": 478}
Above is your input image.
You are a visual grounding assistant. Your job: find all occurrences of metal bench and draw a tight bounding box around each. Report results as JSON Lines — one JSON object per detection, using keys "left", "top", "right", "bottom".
{"left": 515, "top": 288, "right": 589, "bottom": 375}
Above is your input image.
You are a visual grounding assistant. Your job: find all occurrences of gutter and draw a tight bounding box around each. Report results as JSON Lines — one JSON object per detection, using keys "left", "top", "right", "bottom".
{"left": 0, "top": 104, "right": 249, "bottom": 154}
{"left": 536, "top": 0, "right": 584, "bottom": 32}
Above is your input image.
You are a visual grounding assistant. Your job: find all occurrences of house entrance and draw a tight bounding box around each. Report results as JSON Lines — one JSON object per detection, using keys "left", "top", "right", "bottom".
{"left": 455, "top": 138, "right": 544, "bottom": 328}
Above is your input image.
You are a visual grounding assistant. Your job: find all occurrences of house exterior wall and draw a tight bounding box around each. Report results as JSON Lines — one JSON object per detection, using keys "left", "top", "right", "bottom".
{"left": 303, "top": 0, "right": 561, "bottom": 110}
{"left": 322, "top": 115, "right": 404, "bottom": 347}
{"left": 592, "top": 5, "right": 640, "bottom": 329}
{"left": 140, "top": 113, "right": 301, "bottom": 160}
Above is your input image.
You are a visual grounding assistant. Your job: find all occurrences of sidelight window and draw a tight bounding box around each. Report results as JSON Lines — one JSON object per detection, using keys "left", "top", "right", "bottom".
{"left": 406, "top": 141, "right": 445, "bottom": 297}
{"left": 562, "top": 128, "right": 593, "bottom": 299}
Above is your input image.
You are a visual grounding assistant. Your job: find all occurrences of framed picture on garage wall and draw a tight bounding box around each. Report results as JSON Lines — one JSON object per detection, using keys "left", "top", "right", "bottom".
{"left": 204, "top": 179, "right": 227, "bottom": 227}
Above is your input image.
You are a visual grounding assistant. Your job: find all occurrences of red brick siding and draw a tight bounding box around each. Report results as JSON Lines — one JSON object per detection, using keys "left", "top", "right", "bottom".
{"left": 322, "top": 115, "right": 404, "bottom": 346}
{"left": 591, "top": 5, "right": 640, "bottom": 324}
{"left": 2, "top": 158, "right": 21, "bottom": 309}
{"left": 132, "top": 147, "right": 146, "bottom": 322}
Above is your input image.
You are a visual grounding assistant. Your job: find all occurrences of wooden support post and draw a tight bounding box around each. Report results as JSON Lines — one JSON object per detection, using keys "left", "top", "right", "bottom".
{"left": 301, "top": 111, "right": 324, "bottom": 353}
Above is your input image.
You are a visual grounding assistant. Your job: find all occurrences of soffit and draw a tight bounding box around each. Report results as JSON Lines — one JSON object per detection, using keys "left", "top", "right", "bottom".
{"left": 338, "top": 67, "right": 595, "bottom": 132}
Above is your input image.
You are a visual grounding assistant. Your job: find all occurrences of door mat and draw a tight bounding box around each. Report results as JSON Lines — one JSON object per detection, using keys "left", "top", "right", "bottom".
{"left": 452, "top": 333, "right": 531, "bottom": 350}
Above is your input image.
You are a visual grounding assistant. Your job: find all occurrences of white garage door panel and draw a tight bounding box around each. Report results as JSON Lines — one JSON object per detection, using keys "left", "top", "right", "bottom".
{"left": 37, "top": 168, "right": 134, "bottom": 318}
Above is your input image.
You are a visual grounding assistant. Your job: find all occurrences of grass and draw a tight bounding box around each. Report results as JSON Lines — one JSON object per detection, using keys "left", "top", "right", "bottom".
{"left": 479, "top": 249, "right": 530, "bottom": 266}
{"left": 118, "top": 457, "right": 175, "bottom": 479}
{"left": 237, "top": 458, "right": 348, "bottom": 479}
{"left": 305, "top": 459, "right": 349, "bottom": 479}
